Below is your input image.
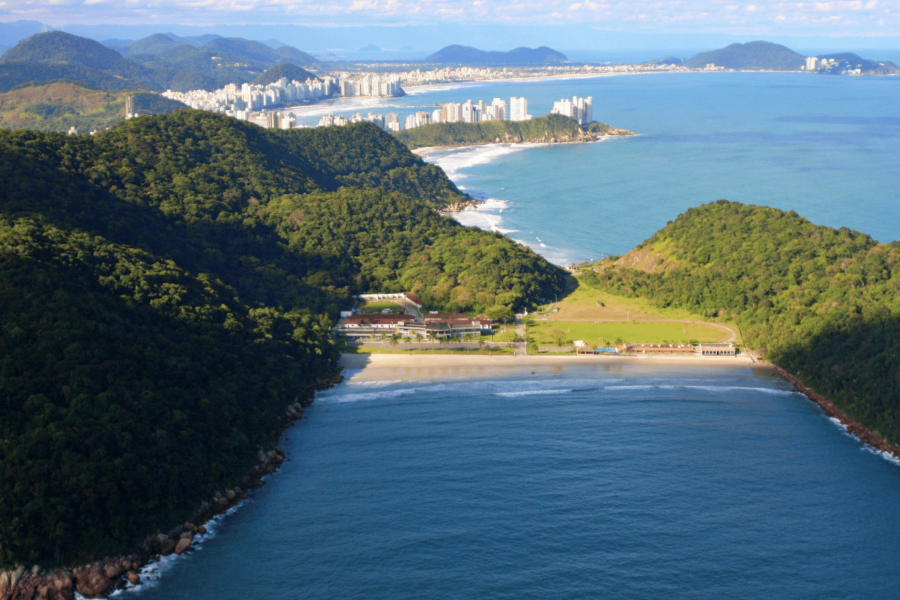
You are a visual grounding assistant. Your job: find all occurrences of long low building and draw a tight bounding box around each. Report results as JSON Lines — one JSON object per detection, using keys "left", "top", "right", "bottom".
{"left": 624, "top": 344, "right": 697, "bottom": 354}
{"left": 697, "top": 343, "right": 737, "bottom": 356}
{"left": 335, "top": 313, "right": 492, "bottom": 340}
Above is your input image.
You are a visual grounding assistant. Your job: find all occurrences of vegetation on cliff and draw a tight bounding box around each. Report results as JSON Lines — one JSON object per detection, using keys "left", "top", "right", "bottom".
{"left": 581, "top": 200, "right": 900, "bottom": 443}
{"left": 0, "top": 111, "right": 566, "bottom": 567}
{"left": 393, "top": 114, "right": 614, "bottom": 149}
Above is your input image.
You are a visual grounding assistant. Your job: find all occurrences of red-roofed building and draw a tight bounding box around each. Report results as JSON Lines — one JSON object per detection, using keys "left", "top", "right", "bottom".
{"left": 403, "top": 293, "right": 424, "bottom": 308}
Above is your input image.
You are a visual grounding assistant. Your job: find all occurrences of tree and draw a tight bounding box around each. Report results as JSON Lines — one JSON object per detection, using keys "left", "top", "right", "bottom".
{"left": 547, "top": 327, "right": 567, "bottom": 347}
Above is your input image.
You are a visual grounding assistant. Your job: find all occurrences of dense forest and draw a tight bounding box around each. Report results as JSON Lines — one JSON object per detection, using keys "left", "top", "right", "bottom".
{"left": 0, "top": 111, "right": 566, "bottom": 567}
{"left": 581, "top": 200, "right": 900, "bottom": 443}
{"left": 393, "top": 114, "right": 612, "bottom": 149}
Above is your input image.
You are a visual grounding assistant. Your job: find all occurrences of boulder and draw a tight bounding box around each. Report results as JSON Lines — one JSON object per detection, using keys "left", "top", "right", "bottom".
{"left": 159, "top": 538, "right": 177, "bottom": 556}
{"left": 74, "top": 565, "right": 114, "bottom": 598}
{"left": 197, "top": 525, "right": 207, "bottom": 534}
{"left": 103, "top": 564, "right": 119, "bottom": 579}
{"left": 126, "top": 571, "right": 141, "bottom": 585}
{"left": 174, "top": 536, "right": 192, "bottom": 554}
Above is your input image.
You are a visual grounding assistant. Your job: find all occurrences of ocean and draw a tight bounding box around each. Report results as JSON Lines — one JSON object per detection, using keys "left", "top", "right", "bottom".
{"left": 124, "top": 73, "right": 900, "bottom": 598}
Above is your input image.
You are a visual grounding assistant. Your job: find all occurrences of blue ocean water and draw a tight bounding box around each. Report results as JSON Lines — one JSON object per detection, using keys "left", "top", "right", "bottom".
{"left": 133, "top": 366, "right": 900, "bottom": 599}
{"left": 123, "top": 74, "right": 900, "bottom": 598}
{"left": 293, "top": 72, "right": 899, "bottom": 264}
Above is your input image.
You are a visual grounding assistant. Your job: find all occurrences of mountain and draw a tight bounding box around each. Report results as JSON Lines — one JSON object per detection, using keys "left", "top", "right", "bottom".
{"left": 252, "top": 62, "right": 318, "bottom": 85}
{"left": 0, "top": 111, "right": 566, "bottom": 569}
{"left": 118, "top": 32, "right": 185, "bottom": 57}
{"left": 684, "top": 41, "right": 805, "bottom": 70}
{"left": 582, "top": 200, "right": 900, "bottom": 444}
{"left": 0, "top": 31, "right": 165, "bottom": 91}
{"left": 0, "top": 82, "right": 186, "bottom": 131}
{"left": 263, "top": 38, "right": 288, "bottom": 49}
{"left": 645, "top": 56, "right": 684, "bottom": 66}
{"left": 0, "top": 19, "right": 43, "bottom": 48}
{"left": 425, "top": 45, "right": 568, "bottom": 65}
{"left": 0, "top": 45, "right": 8, "bottom": 57}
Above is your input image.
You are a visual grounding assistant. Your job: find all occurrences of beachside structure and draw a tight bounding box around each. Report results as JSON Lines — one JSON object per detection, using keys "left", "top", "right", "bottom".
{"left": 623, "top": 344, "right": 696, "bottom": 355}
{"left": 697, "top": 343, "right": 737, "bottom": 356}
{"left": 358, "top": 292, "right": 424, "bottom": 309}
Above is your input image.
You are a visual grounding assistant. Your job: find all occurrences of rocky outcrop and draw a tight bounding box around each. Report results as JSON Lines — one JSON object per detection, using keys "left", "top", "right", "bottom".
{"left": 0, "top": 370, "right": 345, "bottom": 600}
{"left": 441, "top": 198, "right": 483, "bottom": 213}
{"left": 772, "top": 365, "right": 900, "bottom": 460}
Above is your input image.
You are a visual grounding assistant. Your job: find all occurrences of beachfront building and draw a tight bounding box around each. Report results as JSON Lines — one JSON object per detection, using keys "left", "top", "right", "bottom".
{"left": 623, "top": 344, "right": 696, "bottom": 355}
{"left": 806, "top": 57, "right": 818, "bottom": 70}
{"left": 696, "top": 343, "right": 737, "bottom": 356}
{"left": 551, "top": 96, "right": 593, "bottom": 125}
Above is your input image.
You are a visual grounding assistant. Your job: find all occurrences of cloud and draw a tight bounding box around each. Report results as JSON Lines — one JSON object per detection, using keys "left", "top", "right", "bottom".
{"left": 3, "top": 0, "right": 898, "bottom": 35}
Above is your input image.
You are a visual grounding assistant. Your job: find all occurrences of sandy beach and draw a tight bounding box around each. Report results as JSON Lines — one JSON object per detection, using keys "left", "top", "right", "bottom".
{"left": 340, "top": 352, "right": 764, "bottom": 383}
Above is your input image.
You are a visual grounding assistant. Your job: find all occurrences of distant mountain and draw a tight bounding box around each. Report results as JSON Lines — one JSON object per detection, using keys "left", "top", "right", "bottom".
{"left": 263, "top": 38, "right": 288, "bottom": 49}
{"left": 0, "top": 45, "right": 9, "bottom": 57}
{"left": 253, "top": 63, "right": 318, "bottom": 86}
{"left": 645, "top": 56, "right": 684, "bottom": 66}
{"left": 684, "top": 41, "right": 805, "bottom": 70}
{"left": 360, "top": 44, "right": 382, "bottom": 52}
{"left": 0, "top": 19, "right": 43, "bottom": 48}
{"left": 425, "top": 45, "right": 568, "bottom": 65}
{"left": 0, "top": 32, "right": 165, "bottom": 91}
{"left": 119, "top": 33, "right": 185, "bottom": 57}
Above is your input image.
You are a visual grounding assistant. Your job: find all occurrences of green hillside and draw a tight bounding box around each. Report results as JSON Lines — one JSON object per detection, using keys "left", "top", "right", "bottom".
{"left": 393, "top": 114, "right": 612, "bottom": 149}
{"left": 0, "top": 111, "right": 566, "bottom": 567}
{"left": 425, "top": 45, "right": 568, "bottom": 65}
{"left": 0, "top": 82, "right": 186, "bottom": 131}
{"left": 582, "top": 200, "right": 900, "bottom": 443}
{"left": 685, "top": 41, "right": 805, "bottom": 70}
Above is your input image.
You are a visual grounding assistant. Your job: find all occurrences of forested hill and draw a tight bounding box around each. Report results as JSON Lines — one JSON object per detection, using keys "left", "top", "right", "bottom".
{"left": 581, "top": 200, "right": 900, "bottom": 443}
{"left": 685, "top": 41, "right": 805, "bottom": 70}
{"left": 0, "top": 110, "right": 566, "bottom": 568}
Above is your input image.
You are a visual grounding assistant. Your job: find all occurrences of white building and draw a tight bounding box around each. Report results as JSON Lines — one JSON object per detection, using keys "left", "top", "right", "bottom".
{"left": 510, "top": 96, "right": 531, "bottom": 121}
{"left": 551, "top": 96, "right": 593, "bottom": 125}
{"left": 806, "top": 57, "right": 818, "bottom": 71}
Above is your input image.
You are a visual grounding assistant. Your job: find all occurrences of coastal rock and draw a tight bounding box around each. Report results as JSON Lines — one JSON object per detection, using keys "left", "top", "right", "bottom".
{"left": 174, "top": 536, "right": 192, "bottom": 554}
{"left": 102, "top": 564, "right": 119, "bottom": 580}
{"left": 159, "top": 539, "right": 177, "bottom": 556}
{"left": 197, "top": 525, "right": 207, "bottom": 534}
{"left": 125, "top": 571, "right": 140, "bottom": 586}
{"left": 74, "top": 566, "right": 114, "bottom": 598}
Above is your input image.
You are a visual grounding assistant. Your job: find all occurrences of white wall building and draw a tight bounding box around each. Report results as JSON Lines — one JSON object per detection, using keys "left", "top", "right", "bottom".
{"left": 510, "top": 96, "right": 531, "bottom": 121}
{"left": 551, "top": 96, "right": 593, "bottom": 125}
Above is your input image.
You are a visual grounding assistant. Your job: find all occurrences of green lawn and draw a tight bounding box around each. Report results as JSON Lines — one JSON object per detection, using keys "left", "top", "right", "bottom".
{"left": 527, "top": 320, "right": 731, "bottom": 346}
{"left": 361, "top": 301, "right": 410, "bottom": 314}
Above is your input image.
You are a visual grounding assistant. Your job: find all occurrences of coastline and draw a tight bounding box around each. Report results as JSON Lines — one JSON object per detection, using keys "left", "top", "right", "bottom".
{"left": 413, "top": 129, "right": 637, "bottom": 156}
{"left": 0, "top": 373, "right": 344, "bottom": 600}
{"left": 341, "top": 352, "right": 760, "bottom": 382}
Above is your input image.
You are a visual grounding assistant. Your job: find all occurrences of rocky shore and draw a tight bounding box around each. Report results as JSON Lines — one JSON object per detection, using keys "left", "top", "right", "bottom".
{"left": 0, "top": 372, "right": 343, "bottom": 600}
{"left": 772, "top": 365, "right": 900, "bottom": 460}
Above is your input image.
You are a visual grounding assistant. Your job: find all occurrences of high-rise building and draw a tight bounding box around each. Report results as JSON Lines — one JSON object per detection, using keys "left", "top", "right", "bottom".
{"left": 445, "top": 102, "right": 462, "bottom": 123}
{"left": 491, "top": 98, "right": 508, "bottom": 120}
{"left": 806, "top": 57, "right": 818, "bottom": 71}
{"left": 551, "top": 96, "right": 593, "bottom": 125}
{"left": 510, "top": 97, "right": 530, "bottom": 121}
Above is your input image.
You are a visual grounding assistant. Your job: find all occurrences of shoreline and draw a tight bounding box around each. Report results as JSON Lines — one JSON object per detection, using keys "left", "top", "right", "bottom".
{"left": 0, "top": 373, "right": 344, "bottom": 600}
{"left": 340, "top": 352, "right": 761, "bottom": 382}
{"left": 413, "top": 129, "right": 636, "bottom": 156}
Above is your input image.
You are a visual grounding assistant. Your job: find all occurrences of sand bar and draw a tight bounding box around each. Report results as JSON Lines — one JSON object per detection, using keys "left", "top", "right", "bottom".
{"left": 340, "top": 352, "right": 765, "bottom": 383}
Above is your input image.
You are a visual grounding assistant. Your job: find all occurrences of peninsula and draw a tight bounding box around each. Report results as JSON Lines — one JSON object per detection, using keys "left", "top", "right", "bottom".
{"left": 394, "top": 114, "right": 635, "bottom": 151}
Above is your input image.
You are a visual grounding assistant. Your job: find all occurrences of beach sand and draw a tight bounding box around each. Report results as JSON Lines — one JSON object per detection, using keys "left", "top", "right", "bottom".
{"left": 340, "top": 352, "right": 763, "bottom": 383}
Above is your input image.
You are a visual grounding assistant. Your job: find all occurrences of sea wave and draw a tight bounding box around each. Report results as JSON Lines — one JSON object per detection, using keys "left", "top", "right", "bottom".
{"left": 453, "top": 198, "right": 517, "bottom": 234}
{"left": 94, "top": 495, "right": 253, "bottom": 598}
{"left": 318, "top": 379, "right": 799, "bottom": 404}
{"left": 429, "top": 144, "right": 532, "bottom": 179}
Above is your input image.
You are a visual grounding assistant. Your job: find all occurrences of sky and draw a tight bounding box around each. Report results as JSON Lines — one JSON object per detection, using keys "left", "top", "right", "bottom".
{"left": 2, "top": 0, "right": 900, "bottom": 38}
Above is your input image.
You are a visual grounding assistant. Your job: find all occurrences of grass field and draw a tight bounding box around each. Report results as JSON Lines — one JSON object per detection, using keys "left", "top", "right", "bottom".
{"left": 361, "top": 301, "right": 410, "bottom": 314}
{"left": 529, "top": 276, "right": 740, "bottom": 346}
{"left": 527, "top": 319, "right": 732, "bottom": 347}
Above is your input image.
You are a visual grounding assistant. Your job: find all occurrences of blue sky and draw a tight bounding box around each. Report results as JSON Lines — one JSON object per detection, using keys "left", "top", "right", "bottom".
{"left": 2, "top": 0, "right": 899, "bottom": 37}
